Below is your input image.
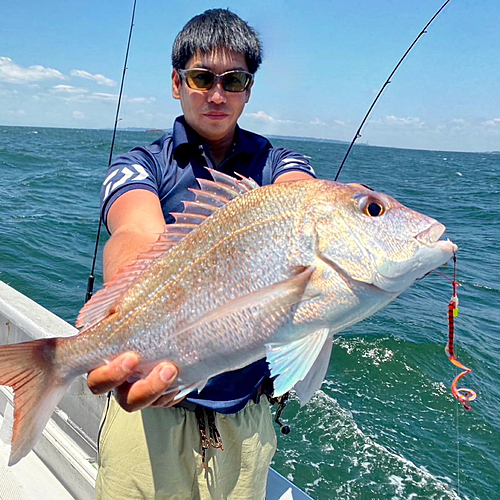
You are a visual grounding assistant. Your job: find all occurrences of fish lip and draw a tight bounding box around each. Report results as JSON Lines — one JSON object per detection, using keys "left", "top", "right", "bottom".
{"left": 414, "top": 223, "right": 458, "bottom": 253}
{"left": 414, "top": 222, "right": 446, "bottom": 246}
{"left": 434, "top": 238, "right": 459, "bottom": 254}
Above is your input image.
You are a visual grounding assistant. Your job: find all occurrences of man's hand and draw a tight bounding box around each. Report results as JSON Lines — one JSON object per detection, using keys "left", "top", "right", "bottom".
{"left": 87, "top": 352, "right": 180, "bottom": 412}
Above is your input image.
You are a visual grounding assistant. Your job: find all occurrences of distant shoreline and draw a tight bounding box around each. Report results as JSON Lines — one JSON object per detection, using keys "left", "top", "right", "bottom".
{"left": 1, "top": 124, "right": 498, "bottom": 154}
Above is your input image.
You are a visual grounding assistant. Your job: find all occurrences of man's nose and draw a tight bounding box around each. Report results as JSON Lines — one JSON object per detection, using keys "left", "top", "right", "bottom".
{"left": 207, "top": 82, "right": 227, "bottom": 104}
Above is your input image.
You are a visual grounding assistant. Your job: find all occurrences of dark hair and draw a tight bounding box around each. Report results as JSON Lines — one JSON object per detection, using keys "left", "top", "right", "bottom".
{"left": 171, "top": 9, "right": 263, "bottom": 74}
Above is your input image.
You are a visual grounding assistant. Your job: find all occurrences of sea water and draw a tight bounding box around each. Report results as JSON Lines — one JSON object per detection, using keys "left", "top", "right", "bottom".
{"left": 0, "top": 125, "right": 498, "bottom": 499}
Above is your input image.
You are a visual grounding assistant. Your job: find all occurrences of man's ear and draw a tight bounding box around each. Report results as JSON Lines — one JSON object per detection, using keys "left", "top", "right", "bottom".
{"left": 172, "top": 69, "right": 181, "bottom": 100}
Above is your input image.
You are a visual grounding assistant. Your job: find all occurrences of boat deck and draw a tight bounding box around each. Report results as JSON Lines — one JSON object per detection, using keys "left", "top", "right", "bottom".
{"left": 0, "top": 412, "right": 73, "bottom": 500}
{"left": 0, "top": 280, "right": 311, "bottom": 499}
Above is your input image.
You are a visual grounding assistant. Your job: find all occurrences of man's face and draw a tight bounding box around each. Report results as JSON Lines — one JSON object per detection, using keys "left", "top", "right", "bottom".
{"left": 172, "top": 49, "right": 252, "bottom": 143}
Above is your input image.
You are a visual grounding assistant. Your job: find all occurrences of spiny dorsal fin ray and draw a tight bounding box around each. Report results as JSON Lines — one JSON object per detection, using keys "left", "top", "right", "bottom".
{"left": 234, "top": 172, "right": 260, "bottom": 190}
{"left": 188, "top": 189, "right": 230, "bottom": 208}
{"left": 170, "top": 212, "right": 209, "bottom": 225}
{"left": 197, "top": 179, "right": 241, "bottom": 199}
{"left": 207, "top": 167, "right": 258, "bottom": 192}
{"left": 76, "top": 169, "right": 260, "bottom": 331}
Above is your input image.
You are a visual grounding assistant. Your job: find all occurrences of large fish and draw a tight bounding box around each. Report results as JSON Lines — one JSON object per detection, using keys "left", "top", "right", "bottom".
{"left": 0, "top": 170, "right": 456, "bottom": 465}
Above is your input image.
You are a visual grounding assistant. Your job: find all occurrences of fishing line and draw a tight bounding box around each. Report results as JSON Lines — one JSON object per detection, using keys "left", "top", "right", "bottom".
{"left": 85, "top": 0, "right": 138, "bottom": 303}
{"left": 334, "top": 0, "right": 451, "bottom": 181}
{"left": 455, "top": 402, "right": 461, "bottom": 496}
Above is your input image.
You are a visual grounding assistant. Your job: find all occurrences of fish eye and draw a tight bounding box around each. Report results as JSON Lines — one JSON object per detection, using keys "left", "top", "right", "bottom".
{"left": 357, "top": 195, "right": 386, "bottom": 217}
{"left": 365, "top": 201, "right": 384, "bottom": 217}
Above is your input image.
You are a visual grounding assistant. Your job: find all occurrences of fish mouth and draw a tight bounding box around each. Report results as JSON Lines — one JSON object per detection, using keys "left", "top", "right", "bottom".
{"left": 373, "top": 222, "right": 458, "bottom": 293}
{"left": 414, "top": 222, "right": 458, "bottom": 253}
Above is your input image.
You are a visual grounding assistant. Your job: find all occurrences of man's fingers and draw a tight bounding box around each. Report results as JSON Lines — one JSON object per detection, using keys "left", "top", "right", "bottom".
{"left": 150, "top": 392, "right": 181, "bottom": 408}
{"left": 114, "top": 362, "right": 178, "bottom": 412}
{"left": 87, "top": 352, "right": 139, "bottom": 395}
{"left": 87, "top": 354, "right": 180, "bottom": 412}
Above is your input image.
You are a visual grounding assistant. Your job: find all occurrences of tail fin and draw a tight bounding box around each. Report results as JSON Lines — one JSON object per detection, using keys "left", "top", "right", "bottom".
{"left": 0, "top": 338, "right": 70, "bottom": 465}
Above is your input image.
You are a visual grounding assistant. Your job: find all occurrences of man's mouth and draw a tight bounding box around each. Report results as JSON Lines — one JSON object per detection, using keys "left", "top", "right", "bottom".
{"left": 204, "top": 111, "right": 229, "bottom": 120}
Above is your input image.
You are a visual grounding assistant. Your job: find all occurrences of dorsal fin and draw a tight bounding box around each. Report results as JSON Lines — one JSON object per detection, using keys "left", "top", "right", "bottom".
{"left": 76, "top": 169, "right": 259, "bottom": 331}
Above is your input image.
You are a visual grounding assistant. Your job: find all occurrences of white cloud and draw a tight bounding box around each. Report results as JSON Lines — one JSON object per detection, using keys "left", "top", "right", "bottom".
{"left": 0, "top": 57, "right": 65, "bottom": 84}
{"left": 310, "top": 117, "right": 326, "bottom": 126}
{"left": 0, "top": 87, "right": 19, "bottom": 97}
{"left": 482, "top": 118, "right": 500, "bottom": 126}
{"left": 89, "top": 92, "right": 118, "bottom": 102}
{"left": 247, "top": 110, "right": 275, "bottom": 122}
{"left": 49, "top": 86, "right": 118, "bottom": 104}
{"left": 246, "top": 110, "right": 294, "bottom": 124}
{"left": 126, "top": 96, "right": 157, "bottom": 104}
{"left": 70, "top": 69, "right": 116, "bottom": 87}
{"left": 370, "top": 115, "right": 425, "bottom": 128}
{"left": 449, "top": 118, "right": 469, "bottom": 132}
{"left": 72, "top": 111, "right": 86, "bottom": 120}
{"left": 51, "top": 84, "right": 89, "bottom": 95}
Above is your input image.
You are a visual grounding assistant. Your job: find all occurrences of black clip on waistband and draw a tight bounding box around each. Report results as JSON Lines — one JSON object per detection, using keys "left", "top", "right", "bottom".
{"left": 269, "top": 392, "right": 291, "bottom": 435}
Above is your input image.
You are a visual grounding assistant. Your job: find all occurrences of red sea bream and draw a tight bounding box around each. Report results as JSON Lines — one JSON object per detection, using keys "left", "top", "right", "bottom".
{"left": 0, "top": 170, "right": 457, "bottom": 465}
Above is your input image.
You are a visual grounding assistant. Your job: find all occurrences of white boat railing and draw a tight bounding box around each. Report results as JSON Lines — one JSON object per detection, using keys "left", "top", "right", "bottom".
{"left": 0, "top": 280, "right": 312, "bottom": 499}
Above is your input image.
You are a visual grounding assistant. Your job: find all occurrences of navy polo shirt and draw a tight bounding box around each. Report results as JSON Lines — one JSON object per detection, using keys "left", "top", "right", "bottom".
{"left": 101, "top": 116, "right": 314, "bottom": 228}
{"left": 100, "top": 116, "right": 315, "bottom": 413}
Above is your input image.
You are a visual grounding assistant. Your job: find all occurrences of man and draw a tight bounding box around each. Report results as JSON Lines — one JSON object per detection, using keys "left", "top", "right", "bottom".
{"left": 89, "top": 9, "right": 315, "bottom": 499}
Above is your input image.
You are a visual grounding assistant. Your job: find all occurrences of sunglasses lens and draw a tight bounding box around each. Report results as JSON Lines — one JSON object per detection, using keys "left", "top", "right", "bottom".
{"left": 221, "top": 72, "right": 252, "bottom": 92}
{"left": 185, "top": 70, "right": 216, "bottom": 90}
{"left": 182, "top": 69, "right": 252, "bottom": 92}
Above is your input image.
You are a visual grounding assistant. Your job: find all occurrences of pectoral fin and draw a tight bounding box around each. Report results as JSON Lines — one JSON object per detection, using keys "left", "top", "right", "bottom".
{"left": 266, "top": 328, "right": 332, "bottom": 402}
{"left": 171, "top": 379, "right": 209, "bottom": 401}
{"left": 293, "top": 331, "right": 333, "bottom": 404}
{"left": 166, "top": 266, "right": 316, "bottom": 400}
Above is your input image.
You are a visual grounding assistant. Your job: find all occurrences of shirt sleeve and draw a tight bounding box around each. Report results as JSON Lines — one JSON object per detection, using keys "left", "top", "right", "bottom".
{"left": 266, "top": 148, "right": 316, "bottom": 184}
{"left": 100, "top": 148, "right": 159, "bottom": 231}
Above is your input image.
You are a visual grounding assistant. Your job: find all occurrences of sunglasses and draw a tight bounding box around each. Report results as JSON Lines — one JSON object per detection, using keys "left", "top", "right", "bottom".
{"left": 178, "top": 68, "right": 254, "bottom": 93}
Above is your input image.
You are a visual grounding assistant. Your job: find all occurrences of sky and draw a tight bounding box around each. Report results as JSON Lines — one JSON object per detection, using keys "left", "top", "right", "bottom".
{"left": 1, "top": 0, "right": 499, "bottom": 152}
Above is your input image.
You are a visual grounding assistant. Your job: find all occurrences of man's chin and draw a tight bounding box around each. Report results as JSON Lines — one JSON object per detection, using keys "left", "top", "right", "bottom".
{"left": 200, "top": 120, "right": 234, "bottom": 141}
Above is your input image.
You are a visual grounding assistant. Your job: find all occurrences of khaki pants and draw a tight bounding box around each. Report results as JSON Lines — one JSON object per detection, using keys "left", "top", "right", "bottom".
{"left": 95, "top": 396, "right": 277, "bottom": 500}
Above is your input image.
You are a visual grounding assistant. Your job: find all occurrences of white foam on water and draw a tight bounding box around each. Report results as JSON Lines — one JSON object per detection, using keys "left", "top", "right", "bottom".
{"left": 285, "top": 390, "right": 465, "bottom": 499}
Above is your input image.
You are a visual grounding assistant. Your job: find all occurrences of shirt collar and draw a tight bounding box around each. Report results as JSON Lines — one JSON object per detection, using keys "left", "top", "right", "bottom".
{"left": 172, "top": 115, "right": 261, "bottom": 158}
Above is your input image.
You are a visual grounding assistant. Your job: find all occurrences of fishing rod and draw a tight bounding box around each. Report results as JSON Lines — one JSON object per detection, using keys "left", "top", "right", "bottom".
{"left": 85, "top": 0, "right": 137, "bottom": 303}
{"left": 334, "top": 0, "right": 451, "bottom": 181}
{"left": 334, "top": 0, "right": 475, "bottom": 413}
